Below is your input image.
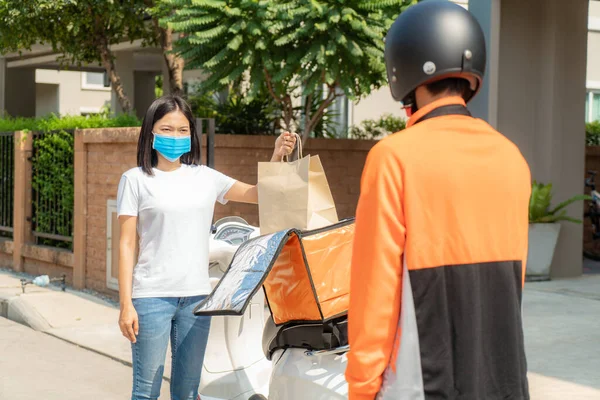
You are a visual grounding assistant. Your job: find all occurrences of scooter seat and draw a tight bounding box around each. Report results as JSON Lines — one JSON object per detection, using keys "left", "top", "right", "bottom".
{"left": 262, "top": 315, "right": 348, "bottom": 361}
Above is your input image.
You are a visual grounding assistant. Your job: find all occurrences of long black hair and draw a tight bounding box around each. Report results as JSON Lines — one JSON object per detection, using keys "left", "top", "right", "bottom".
{"left": 137, "top": 95, "right": 200, "bottom": 175}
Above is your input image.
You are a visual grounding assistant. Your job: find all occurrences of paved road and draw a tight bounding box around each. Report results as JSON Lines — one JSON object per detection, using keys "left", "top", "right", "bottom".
{"left": 0, "top": 317, "right": 170, "bottom": 400}
{"left": 2, "top": 275, "right": 600, "bottom": 399}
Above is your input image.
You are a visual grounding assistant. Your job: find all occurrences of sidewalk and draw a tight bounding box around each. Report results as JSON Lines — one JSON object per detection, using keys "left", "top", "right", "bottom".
{"left": 0, "top": 270, "right": 174, "bottom": 379}
{"left": 1, "top": 268, "right": 599, "bottom": 399}
{"left": 523, "top": 276, "right": 600, "bottom": 399}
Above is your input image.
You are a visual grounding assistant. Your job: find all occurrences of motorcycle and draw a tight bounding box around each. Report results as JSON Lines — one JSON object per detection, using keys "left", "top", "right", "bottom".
{"left": 199, "top": 217, "right": 271, "bottom": 400}
{"left": 260, "top": 316, "right": 349, "bottom": 400}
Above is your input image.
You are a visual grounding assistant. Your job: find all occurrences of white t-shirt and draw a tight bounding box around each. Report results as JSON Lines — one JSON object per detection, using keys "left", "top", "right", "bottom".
{"left": 116, "top": 164, "right": 237, "bottom": 298}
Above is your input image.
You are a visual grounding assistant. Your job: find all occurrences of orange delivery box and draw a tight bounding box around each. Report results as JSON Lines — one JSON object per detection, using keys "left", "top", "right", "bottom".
{"left": 193, "top": 219, "right": 355, "bottom": 325}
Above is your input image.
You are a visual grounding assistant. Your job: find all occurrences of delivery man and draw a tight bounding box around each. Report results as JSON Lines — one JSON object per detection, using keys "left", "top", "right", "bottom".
{"left": 346, "top": 1, "right": 531, "bottom": 399}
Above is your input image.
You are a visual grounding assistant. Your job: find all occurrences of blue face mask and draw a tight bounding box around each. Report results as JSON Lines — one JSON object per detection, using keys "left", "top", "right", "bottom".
{"left": 152, "top": 133, "right": 191, "bottom": 162}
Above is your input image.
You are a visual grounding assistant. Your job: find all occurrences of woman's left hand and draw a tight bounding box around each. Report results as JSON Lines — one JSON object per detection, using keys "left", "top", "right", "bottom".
{"left": 274, "top": 132, "right": 297, "bottom": 159}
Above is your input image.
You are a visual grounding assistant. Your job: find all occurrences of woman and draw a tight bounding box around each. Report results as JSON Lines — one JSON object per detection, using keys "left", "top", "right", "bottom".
{"left": 117, "top": 94, "right": 296, "bottom": 400}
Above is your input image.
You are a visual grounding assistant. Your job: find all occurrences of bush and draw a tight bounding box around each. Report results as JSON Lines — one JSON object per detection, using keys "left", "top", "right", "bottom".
{"left": 348, "top": 114, "right": 406, "bottom": 140}
{"left": 0, "top": 112, "right": 141, "bottom": 133}
{"left": 31, "top": 130, "right": 74, "bottom": 249}
{"left": 189, "top": 86, "right": 345, "bottom": 138}
{"left": 586, "top": 121, "right": 600, "bottom": 146}
{"left": 189, "top": 89, "right": 280, "bottom": 136}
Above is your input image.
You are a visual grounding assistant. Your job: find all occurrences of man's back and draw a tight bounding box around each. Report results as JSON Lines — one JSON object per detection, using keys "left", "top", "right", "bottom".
{"left": 346, "top": 97, "right": 531, "bottom": 400}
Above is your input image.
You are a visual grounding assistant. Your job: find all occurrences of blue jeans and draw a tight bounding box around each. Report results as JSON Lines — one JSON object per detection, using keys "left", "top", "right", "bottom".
{"left": 131, "top": 296, "right": 211, "bottom": 400}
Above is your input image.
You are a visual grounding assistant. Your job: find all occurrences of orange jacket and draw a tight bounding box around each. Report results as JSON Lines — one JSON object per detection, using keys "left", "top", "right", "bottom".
{"left": 346, "top": 97, "right": 531, "bottom": 400}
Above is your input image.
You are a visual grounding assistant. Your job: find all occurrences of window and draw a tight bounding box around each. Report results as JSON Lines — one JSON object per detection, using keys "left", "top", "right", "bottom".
{"left": 81, "top": 71, "right": 110, "bottom": 91}
{"left": 80, "top": 107, "right": 102, "bottom": 116}
{"left": 328, "top": 89, "right": 350, "bottom": 138}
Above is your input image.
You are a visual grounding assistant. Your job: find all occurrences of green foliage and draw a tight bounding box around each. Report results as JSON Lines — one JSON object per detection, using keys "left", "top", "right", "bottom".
{"left": 348, "top": 114, "right": 406, "bottom": 140}
{"left": 529, "top": 181, "right": 591, "bottom": 224}
{"left": 0, "top": 0, "right": 158, "bottom": 112}
{"left": 189, "top": 88, "right": 280, "bottom": 135}
{"left": 155, "top": 75, "right": 165, "bottom": 99}
{"left": 0, "top": 134, "right": 13, "bottom": 237}
{"left": 0, "top": 113, "right": 141, "bottom": 249}
{"left": 586, "top": 121, "right": 600, "bottom": 146}
{"left": 31, "top": 130, "right": 74, "bottom": 249}
{"left": 0, "top": 113, "right": 141, "bottom": 133}
{"left": 161, "top": 0, "right": 415, "bottom": 140}
{"left": 0, "top": 0, "right": 154, "bottom": 66}
{"left": 299, "top": 93, "right": 341, "bottom": 139}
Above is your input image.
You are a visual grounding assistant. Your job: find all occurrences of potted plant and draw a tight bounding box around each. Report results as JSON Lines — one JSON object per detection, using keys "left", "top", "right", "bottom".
{"left": 527, "top": 181, "right": 590, "bottom": 281}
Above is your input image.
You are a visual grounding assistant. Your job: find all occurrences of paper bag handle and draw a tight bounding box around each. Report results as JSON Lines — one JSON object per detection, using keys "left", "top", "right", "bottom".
{"left": 283, "top": 133, "right": 303, "bottom": 162}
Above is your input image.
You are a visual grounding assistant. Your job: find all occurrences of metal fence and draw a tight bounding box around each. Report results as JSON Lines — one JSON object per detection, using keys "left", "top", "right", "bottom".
{"left": 30, "top": 130, "right": 74, "bottom": 249}
{"left": 0, "top": 132, "right": 14, "bottom": 238}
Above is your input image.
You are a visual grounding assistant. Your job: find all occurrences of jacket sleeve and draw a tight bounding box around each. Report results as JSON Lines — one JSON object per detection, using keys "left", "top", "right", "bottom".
{"left": 346, "top": 142, "right": 406, "bottom": 400}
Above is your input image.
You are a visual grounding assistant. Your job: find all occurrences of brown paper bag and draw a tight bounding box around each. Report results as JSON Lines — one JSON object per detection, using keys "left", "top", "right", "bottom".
{"left": 257, "top": 135, "right": 338, "bottom": 235}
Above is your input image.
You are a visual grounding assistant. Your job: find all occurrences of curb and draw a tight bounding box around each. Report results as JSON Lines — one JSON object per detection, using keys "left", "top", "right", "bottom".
{"left": 42, "top": 331, "right": 172, "bottom": 382}
{"left": 0, "top": 294, "right": 52, "bottom": 331}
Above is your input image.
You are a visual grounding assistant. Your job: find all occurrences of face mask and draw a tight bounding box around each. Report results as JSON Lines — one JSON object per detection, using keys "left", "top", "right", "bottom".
{"left": 152, "top": 132, "right": 191, "bottom": 162}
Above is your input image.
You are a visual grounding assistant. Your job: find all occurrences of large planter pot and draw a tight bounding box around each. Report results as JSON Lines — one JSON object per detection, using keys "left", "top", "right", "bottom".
{"left": 526, "top": 223, "right": 561, "bottom": 281}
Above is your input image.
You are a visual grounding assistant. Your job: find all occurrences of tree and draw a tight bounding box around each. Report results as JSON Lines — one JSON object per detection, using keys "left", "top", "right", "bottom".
{"left": 0, "top": 0, "right": 152, "bottom": 113}
{"left": 147, "top": 0, "right": 186, "bottom": 94}
{"left": 162, "top": 0, "right": 415, "bottom": 141}
{"left": 0, "top": 0, "right": 185, "bottom": 113}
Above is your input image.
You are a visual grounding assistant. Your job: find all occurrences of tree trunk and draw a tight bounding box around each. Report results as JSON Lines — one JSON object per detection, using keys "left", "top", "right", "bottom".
{"left": 157, "top": 24, "right": 184, "bottom": 94}
{"left": 98, "top": 41, "right": 133, "bottom": 114}
{"left": 264, "top": 69, "right": 295, "bottom": 134}
{"left": 302, "top": 90, "right": 337, "bottom": 143}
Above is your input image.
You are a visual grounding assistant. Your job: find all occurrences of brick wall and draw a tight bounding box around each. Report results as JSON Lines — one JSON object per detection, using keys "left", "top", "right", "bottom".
{"left": 212, "top": 135, "right": 371, "bottom": 225}
{"left": 77, "top": 128, "right": 375, "bottom": 294}
{"left": 85, "top": 140, "right": 138, "bottom": 292}
{"left": 0, "top": 239, "right": 13, "bottom": 269}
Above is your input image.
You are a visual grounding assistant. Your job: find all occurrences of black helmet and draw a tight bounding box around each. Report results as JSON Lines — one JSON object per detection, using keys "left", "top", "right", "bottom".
{"left": 384, "top": 0, "right": 486, "bottom": 104}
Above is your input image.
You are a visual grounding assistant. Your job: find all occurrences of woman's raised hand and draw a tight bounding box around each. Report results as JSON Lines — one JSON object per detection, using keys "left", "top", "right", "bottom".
{"left": 274, "top": 132, "right": 297, "bottom": 159}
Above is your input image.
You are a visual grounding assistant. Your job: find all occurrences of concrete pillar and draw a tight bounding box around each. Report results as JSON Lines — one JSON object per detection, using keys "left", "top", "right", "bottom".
{"left": 111, "top": 51, "right": 135, "bottom": 115}
{"left": 5, "top": 68, "right": 36, "bottom": 118}
{"left": 468, "top": 0, "right": 501, "bottom": 128}
{"left": 13, "top": 131, "right": 33, "bottom": 272}
{"left": 134, "top": 71, "right": 157, "bottom": 120}
{"left": 496, "top": 0, "right": 588, "bottom": 278}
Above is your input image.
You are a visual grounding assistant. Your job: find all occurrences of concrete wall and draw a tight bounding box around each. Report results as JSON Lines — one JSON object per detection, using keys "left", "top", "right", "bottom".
{"left": 36, "top": 83, "right": 59, "bottom": 117}
{"left": 588, "top": 2, "right": 600, "bottom": 84}
{"left": 134, "top": 71, "right": 157, "bottom": 120}
{"left": 35, "top": 69, "right": 111, "bottom": 116}
{"left": 494, "top": 0, "right": 588, "bottom": 277}
{"left": 110, "top": 52, "right": 135, "bottom": 115}
{"left": 590, "top": 0, "right": 600, "bottom": 17}
{"left": 350, "top": 87, "right": 406, "bottom": 127}
{"left": 587, "top": 32, "right": 600, "bottom": 83}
